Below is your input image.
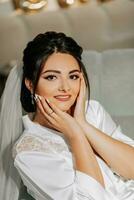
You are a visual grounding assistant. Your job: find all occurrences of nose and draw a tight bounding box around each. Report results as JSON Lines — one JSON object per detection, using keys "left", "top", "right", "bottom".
{"left": 58, "top": 79, "right": 71, "bottom": 92}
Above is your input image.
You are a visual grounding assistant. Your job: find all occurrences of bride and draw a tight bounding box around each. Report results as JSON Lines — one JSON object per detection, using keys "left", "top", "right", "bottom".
{"left": 0, "top": 31, "right": 134, "bottom": 200}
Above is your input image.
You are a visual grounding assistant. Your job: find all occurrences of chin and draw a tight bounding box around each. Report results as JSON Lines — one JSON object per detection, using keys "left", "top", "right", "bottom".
{"left": 51, "top": 97, "right": 77, "bottom": 112}
{"left": 55, "top": 101, "right": 74, "bottom": 112}
{"left": 56, "top": 104, "right": 71, "bottom": 112}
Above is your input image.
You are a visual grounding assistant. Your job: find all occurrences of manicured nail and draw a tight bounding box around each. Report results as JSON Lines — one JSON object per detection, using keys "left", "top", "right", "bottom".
{"left": 34, "top": 94, "right": 39, "bottom": 101}
{"left": 46, "top": 99, "right": 50, "bottom": 103}
{"left": 34, "top": 94, "right": 42, "bottom": 101}
{"left": 38, "top": 95, "right": 42, "bottom": 100}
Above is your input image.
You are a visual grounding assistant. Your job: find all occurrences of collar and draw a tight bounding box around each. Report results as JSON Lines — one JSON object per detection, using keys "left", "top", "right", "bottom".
{"left": 22, "top": 114, "right": 66, "bottom": 141}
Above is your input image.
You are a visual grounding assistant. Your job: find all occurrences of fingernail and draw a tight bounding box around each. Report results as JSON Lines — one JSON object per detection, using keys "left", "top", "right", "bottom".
{"left": 34, "top": 94, "right": 39, "bottom": 101}
{"left": 34, "top": 94, "right": 42, "bottom": 101}
{"left": 46, "top": 99, "right": 50, "bottom": 103}
{"left": 38, "top": 95, "right": 42, "bottom": 100}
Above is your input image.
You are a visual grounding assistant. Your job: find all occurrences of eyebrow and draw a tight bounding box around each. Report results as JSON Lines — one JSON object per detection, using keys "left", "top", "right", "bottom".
{"left": 41, "top": 69, "right": 81, "bottom": 74}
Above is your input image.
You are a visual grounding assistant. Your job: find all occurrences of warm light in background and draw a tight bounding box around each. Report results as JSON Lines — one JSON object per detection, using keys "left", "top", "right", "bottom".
{"left": 58, "top": 0, "right": 75, "bottom": 8}
{"left": 12, "top": 0, "right": 47, "bottom": 11}
{"left": 11, "top": 0, "right": 114, "bottom": 13}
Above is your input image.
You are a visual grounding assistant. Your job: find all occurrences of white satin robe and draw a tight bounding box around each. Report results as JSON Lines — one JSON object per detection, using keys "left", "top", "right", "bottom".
{"left": 13, "top": 100, "right": 134, "bottom": 200}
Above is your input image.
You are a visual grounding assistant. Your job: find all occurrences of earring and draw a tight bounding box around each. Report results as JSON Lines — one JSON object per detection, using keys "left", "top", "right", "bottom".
{"left": 31, "top": 93, "right": 35, "bottom": 105}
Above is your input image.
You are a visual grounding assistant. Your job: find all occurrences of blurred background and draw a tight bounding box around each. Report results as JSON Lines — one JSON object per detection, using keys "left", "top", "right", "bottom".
{"left": 0, "top": 0, "right": 134, "bottom": 138}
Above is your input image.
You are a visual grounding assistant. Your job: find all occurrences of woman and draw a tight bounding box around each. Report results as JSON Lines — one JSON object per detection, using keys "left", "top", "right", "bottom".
{"left": 0, "top": 31, "right": 134, "bottom": 200}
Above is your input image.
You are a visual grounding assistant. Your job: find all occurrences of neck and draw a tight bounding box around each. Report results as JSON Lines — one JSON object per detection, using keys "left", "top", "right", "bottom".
{"left": 32, "top": 112, "right": 53, "bottom": 129}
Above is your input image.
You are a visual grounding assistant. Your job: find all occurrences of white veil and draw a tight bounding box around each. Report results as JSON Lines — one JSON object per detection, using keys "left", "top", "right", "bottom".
{"left": 0, "top": 65, "right": 23, "bottom": 200}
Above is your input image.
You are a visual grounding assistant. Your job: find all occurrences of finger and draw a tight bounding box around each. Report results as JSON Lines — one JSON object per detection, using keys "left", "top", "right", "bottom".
{"left": 79, "top": 73, "right": 86, "bottom": 97}
{"left": 34, "top": 94, "right": 46, "bottom": 115}
{"left": 80, "top": 73, "right": 86, "bottom": 88}
{"left": 40, "top": 96, "right": 55, "bottom": 116}
{"left": 46, "top": 99, "right": 66, "bottom": 118}
{"left": 36, "top": 95, "right": 66, "bottom": 123}
{"left": 79, "top": 73, "right": 86, "bottom": 96}
{"left": 37, "top": 96, "right": 64, "bottom": 131}
{"left": 34, "top": 96, "right": 62, "bottom": 130}
{"left": 35, "top": 95, "right": 58, "bottom": 120}
{"left": 34, "top": 95, "right": 56, "bottom": 122}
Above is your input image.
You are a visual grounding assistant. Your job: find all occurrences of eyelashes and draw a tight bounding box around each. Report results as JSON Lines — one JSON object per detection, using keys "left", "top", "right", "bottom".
{"left": 44, "top": 75, "right": 57, "bottom": 81}
{"left": 69, "top": 75, "right": 80, "bottom": 80}
{"left": 44, "top": 74, "right": 80, "bottom": 81}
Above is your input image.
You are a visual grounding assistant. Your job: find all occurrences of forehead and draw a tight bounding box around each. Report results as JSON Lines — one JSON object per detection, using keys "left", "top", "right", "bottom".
{"left": 42, "top": 52, "right": 80, "bottom": 72}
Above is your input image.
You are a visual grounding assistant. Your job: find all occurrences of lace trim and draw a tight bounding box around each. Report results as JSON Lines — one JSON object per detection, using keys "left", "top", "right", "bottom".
{"left": 13, "top": 135, "right": 69, "bottom": 158}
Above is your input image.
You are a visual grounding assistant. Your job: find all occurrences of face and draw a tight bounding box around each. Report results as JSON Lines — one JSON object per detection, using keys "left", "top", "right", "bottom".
{"left": 35, "top": 52, "right": 81, "bottom": 112}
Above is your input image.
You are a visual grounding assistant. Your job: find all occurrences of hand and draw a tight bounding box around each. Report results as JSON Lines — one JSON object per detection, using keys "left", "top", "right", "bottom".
{"left": 73, "top": 73, "right": 87, "bottom": 123}
{"left": 34, "top": 95, "right": 84, "bottom": 141}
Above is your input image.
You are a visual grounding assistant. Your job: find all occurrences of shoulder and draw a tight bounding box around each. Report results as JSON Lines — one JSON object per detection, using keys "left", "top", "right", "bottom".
{"left": 13, "top": 132, "right": 70, "bottom": 159}
{"left": 87, "top": 100, "right": 118, "bottom": 135}
{"left": 86, "top": 99, "right": 104, "bottom": 118}
{"left": 88, "top": 100, "right": 102, "bottom": 112}
{"left": 85, "top": 100, "right": 107, "bottom": 129}
{"left": 12, "top": 134, "right": 45, "bottom": 159}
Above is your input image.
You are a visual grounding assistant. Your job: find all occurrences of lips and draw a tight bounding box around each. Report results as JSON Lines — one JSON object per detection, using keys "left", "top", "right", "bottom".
{"left": 54, "top": 95, "right": 71, "bottom": 101}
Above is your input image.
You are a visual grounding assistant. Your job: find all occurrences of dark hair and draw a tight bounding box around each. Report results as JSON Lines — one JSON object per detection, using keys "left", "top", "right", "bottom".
{"left": 20, "top": 31, "right": 90, "bottom": 112}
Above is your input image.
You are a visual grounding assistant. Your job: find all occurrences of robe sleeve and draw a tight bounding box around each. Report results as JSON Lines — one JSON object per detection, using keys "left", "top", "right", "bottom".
{"left": 96, "top": 101, "right": 134, "bottom": 147}
{"left": 14, "top": 151, "right": 113, "bottom": 200}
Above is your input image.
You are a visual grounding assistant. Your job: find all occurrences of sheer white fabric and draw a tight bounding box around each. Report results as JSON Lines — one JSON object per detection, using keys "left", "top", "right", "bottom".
{"left": 14, "top": 136, "right": 116, "bottom": 200}
{"left": 0, "top": 65, "right": 23, "bottom": 200}
{"left": 13, "top": 100, "right": 134, "bottom": 200}
{"left": 13, "top": 134, "right": 69, "bottom": 158}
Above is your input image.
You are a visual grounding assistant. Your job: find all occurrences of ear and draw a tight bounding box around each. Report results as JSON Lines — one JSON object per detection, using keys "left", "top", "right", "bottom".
{"left": 25, "top": 78, "right": 33, "bottom": 93}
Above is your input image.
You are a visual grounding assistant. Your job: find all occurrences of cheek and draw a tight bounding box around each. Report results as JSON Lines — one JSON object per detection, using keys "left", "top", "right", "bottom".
{"left": 71, "top": 81, "right": 80, "bottom": 97}
{"left": 35, "top": 85, "right": 45, "bottom": 96}
{"left": 37, "top": 86, "right": 56, "bottom": 97}
{"left": 35, "top": 80, "right": 57, "bottom": 97}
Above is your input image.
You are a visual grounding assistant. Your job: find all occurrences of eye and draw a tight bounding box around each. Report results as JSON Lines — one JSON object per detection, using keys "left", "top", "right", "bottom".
{"left": 44, "top": 75, "right": 57, "bottom": 81}
{"left": 69, "top": 74, "right": 80, "bottom": 80}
